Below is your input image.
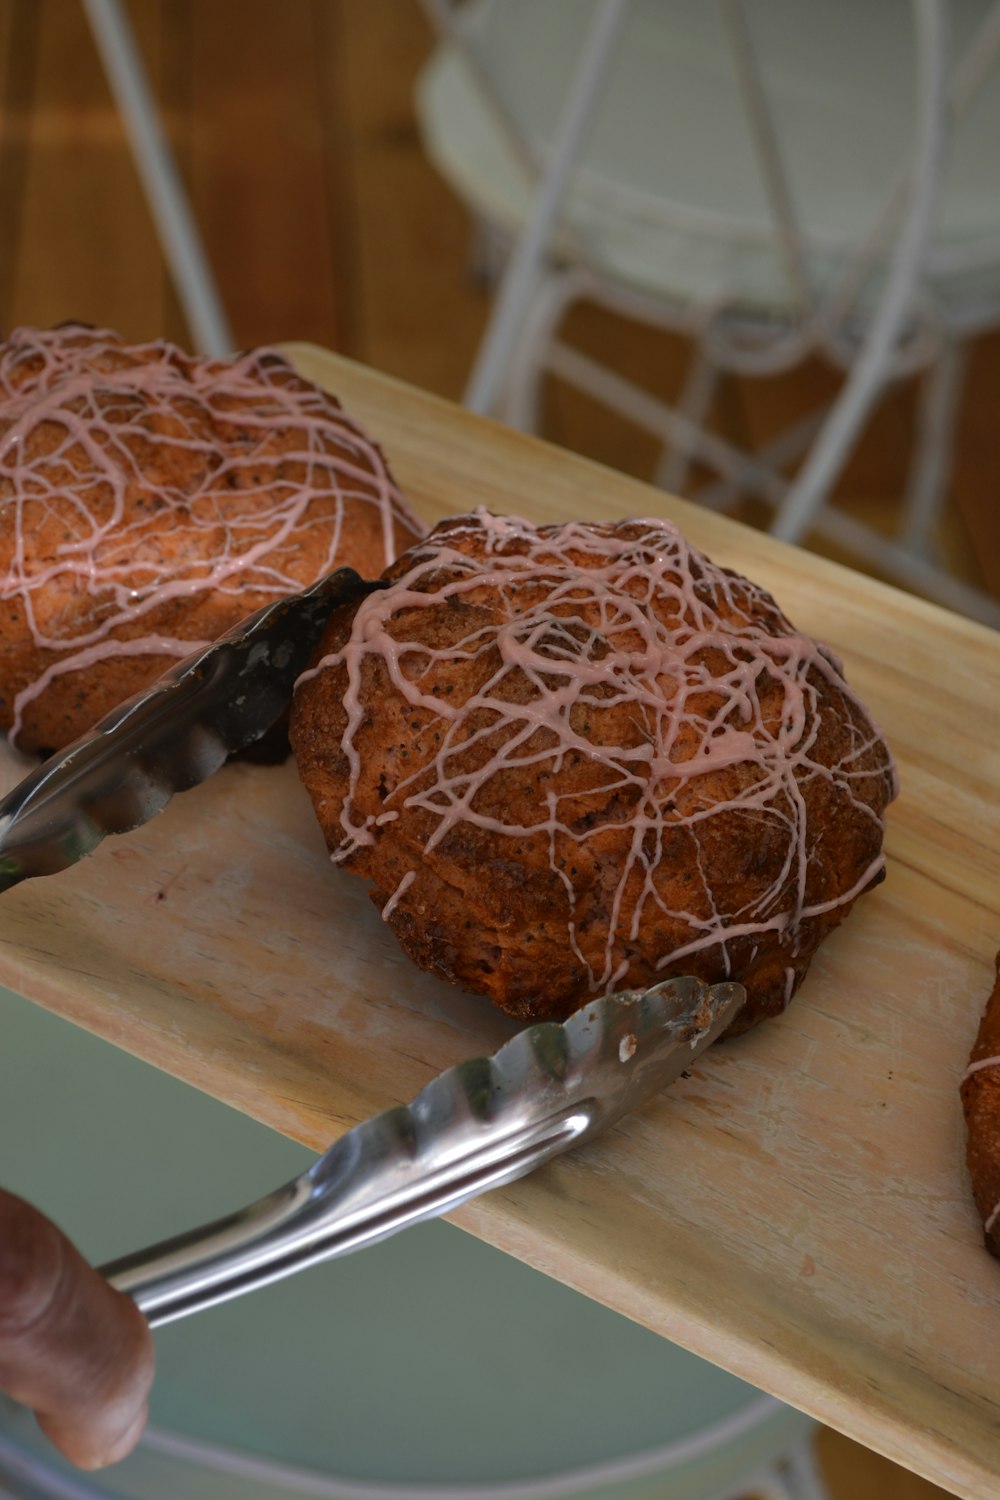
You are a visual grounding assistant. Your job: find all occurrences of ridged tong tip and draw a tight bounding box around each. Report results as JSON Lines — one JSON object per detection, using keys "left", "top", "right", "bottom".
{"left": 103, "top": 975, "right": 745, "bottom": 1327}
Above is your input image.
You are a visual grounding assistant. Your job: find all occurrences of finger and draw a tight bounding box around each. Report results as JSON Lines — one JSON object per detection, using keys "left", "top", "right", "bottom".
{"left": 0, "top": 1189, "right": 155, "bottom": 1468}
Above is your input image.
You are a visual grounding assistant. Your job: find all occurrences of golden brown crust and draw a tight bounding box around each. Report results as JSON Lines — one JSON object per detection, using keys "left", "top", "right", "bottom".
{"left": 290, "top": 512, "right": 897, "bottom": 1030}
{"left": 961, "top": 953, "right": 1000, "bottom": 1258}
{"left": 0, "top": 325, "right": 422, "bottom": 753}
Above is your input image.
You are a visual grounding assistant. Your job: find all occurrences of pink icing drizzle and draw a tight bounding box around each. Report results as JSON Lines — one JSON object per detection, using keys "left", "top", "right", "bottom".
{"left": 0, "top": 325, "right": 420, "bottom": 746}
{"left": 962, "top": 1051, "right": 1000, "bottom": 1236}
{"left": 962, "top": 1054, "right": 1000, "bottom": 1084}
{"left": 304, "top": 510, "right": 897, "bottom": 994}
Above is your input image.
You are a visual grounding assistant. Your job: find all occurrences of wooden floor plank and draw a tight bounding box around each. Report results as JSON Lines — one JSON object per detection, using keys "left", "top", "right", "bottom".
{"left": 951, "top": 331, "right": 1000, "bottom": 598}
{"left": 0, "top": 0, "right": 41, "bottom": 327}
{"left": 326, "top": 0, "right": 487, "bottom": 390}
{"left": 180, "top": 0, "right": 340, "bottom": 352}
{"left": 7, "top": 0, "right": 170, "bottom": 340}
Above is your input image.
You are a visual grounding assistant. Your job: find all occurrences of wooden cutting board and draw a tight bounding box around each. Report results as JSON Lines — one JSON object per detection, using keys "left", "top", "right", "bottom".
{"left": 2, "top": 345, "right": 999, "bottom": 1497}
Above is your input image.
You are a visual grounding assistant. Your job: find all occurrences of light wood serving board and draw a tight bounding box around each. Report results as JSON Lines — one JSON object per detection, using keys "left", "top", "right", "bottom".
{"left": 2, "top": 345, "right": 999, "bottom": 1497}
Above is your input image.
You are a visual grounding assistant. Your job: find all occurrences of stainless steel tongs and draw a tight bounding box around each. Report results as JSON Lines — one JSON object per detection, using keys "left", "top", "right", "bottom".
{"left": 0, "top": 566, "right": 383, "bottom": 890}
{"left": 100, "top": 975, "right": 744, "bottom": 1328}
{"left": 0, "top": 567, "right": 745, "bottom": 1327}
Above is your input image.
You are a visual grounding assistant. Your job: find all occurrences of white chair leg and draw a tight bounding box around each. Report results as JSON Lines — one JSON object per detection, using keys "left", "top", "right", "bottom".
{"left": 654, "top": 336, "right": 723, "bottom": 496}
{"left": 500, "top": 267, "right": 590, "bottom": 431}
{"left": 81, "top": 0, "right": 234, "bottom": 356}
{"left": 696, "top": 406, "right": 827, "bottom": 513}
{"left": 899, "top": 336, "right": 968, "bottom": 558}
{"left": 467, "top": 214, "right": 508, "bottom": 291}
{"left": 545, "top": 340, "right": 789, "bottom": 506}
{"left": 462, "top": 0, "right": 632, "bottom": 415}
{"left": 769, "top": 0, "right": 949, "bottom": 546}
{"left": 814, "top": 505, "right": 1000, "bottom": 625}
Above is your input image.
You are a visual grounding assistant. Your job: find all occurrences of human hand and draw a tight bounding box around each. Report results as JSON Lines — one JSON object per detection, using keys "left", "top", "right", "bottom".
{"left": 0, "top": 1188, "right": 154, "bottom": 1468}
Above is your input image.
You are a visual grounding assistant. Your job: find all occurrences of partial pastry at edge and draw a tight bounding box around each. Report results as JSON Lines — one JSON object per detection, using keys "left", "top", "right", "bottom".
{"left": 961, "top": 953, "right": 1000, "bottom": 1258}
{"left": 0, "top": 324, "right": 423, "bottom": 754}
{"left": 290, "top": 510, "right": 898, "bottom": 1032}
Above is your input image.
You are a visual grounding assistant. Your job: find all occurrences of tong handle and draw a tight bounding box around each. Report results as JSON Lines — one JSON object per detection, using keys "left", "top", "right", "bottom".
{"left": 101, "top": 1103, "right": 593, "bottom": 1328}
{"left": 100, "top": 977, "right": 744, "bottom": 1330}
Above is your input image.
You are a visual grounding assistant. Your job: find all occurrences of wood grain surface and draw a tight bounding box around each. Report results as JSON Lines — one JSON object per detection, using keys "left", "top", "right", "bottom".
{"left": 1, "top": 346, "right": 998, "bottom": 1498}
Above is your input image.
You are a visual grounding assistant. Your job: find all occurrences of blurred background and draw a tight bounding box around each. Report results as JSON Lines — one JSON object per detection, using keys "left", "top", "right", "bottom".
{"left": 0, "top": 2, "right": 990, "bottom": 1498}
{"left": 1, "top": 0, "right": 998, "bottom": 618}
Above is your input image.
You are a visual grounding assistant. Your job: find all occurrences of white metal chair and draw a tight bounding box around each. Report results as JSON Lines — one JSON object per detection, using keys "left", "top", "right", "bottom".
{"left": 80, "top": 0, "right": 233, "bottom": 357}
{"left": 0, "top": 984, "right": 830, "bottom": 1500}
{"left": 415, "top": 0, "right": 1000, "bottom": 628}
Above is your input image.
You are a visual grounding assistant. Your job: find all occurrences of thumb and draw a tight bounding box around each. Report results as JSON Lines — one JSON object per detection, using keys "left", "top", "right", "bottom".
{"left": 0, "top": 1189, "right": 154, "bottom": 1468}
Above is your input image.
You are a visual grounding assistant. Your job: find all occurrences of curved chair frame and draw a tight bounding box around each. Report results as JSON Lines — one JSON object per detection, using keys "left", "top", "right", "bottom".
{"left": 419, "top": 0, "right": 1000, "bottom": 628}
{"left": 0, "top": 1413, "right": 831, "bottom": 1500}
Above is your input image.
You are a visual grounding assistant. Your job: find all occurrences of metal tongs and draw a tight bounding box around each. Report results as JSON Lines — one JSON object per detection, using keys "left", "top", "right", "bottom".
{"left": 101, "top": 975, "right": 744, "bottom": 1327}
{"left": 0, "top": 566, "right": 384, "bottom": 890}
{"left": 0, "top": 568, "right": 745, "bottom": 1326}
